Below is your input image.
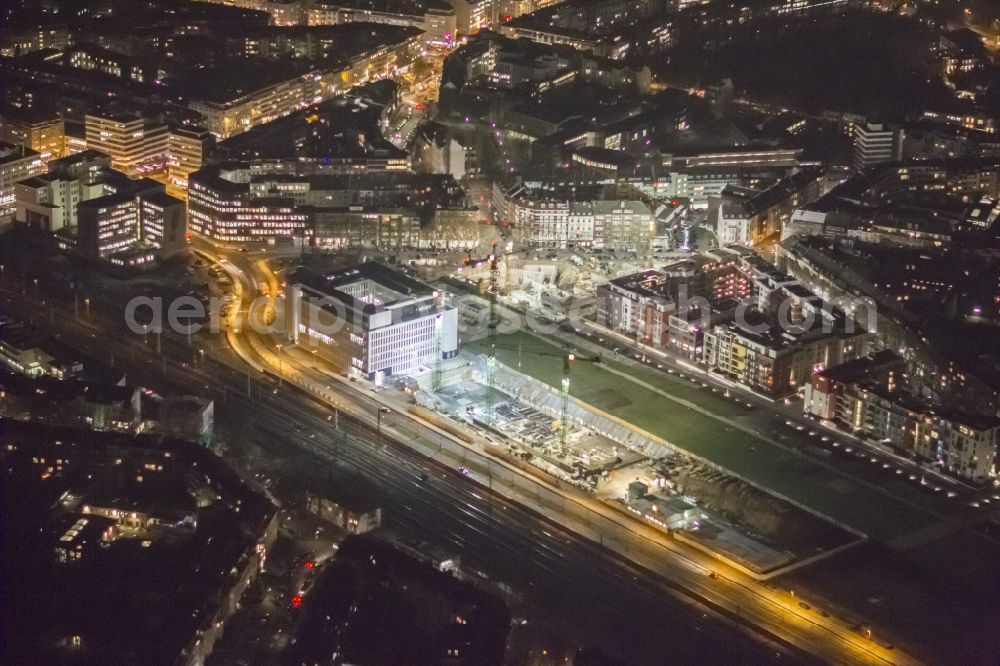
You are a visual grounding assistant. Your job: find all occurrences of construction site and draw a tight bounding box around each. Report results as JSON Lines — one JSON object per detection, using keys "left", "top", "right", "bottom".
{"left": 407, "top": 244, "right": 860, "bottom": 578}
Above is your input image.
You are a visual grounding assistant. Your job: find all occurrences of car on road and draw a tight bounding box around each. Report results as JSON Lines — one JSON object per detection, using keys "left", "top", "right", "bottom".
{"left": 458, "top": 466, "right": 470, "bottom": 475}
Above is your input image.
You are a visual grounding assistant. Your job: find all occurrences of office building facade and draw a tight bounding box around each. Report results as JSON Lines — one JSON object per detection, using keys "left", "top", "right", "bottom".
{"left": 85, "top": 113, "right": 169, "bottom": 177}
{"left": 285, "top": 263, "right": 459, "bottom": 383}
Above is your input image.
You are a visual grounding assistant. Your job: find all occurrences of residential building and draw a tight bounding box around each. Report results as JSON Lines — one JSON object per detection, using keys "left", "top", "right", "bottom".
{"left": 504, "top": 192, "right": 653, "bottom": 250}
{"left": 701, "top": 278, "right": 873, "bottom": 397}
{"left": 188, "top": 68, "right": 348, "bottom": 139}
{"left": 0, "top": 319, "right": 84, "bottom": 379}
{"left": 804, "top": 352, "right": 999, "bottom": 481}
{"left": 594, "top": 247, "right": 757, "bottom": 356}
{"left": 803, "top": 349, "right": 906, "bottom": 421}
{"left": 713, "top": 167, "right": 825, "bottom": 246}
{"left": 304, "top": 490, "right": 382, "bottom": 534}
{"left": 595, "top": 270, "right": 673, "bottom": 345}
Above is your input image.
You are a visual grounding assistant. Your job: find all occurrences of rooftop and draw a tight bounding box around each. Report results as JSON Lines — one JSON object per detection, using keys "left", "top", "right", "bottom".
{"left": 0, "top": 419, "right": 276, "bottom": 665}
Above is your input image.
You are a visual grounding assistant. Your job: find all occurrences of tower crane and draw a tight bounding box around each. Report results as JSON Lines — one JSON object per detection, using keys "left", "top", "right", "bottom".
{"left": 462, "top": 241, "right": 501, "bottom": 421}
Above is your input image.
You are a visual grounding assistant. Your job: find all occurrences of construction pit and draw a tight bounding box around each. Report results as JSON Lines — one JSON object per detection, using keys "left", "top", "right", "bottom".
{"left": 412, "top": 352, "right": 862, "bottom": 579}
{"left": 429, "top": 379, "right": 644, "bottom": 485}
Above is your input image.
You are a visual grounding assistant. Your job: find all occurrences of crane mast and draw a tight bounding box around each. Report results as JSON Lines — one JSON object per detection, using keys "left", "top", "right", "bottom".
{"left": 486, "top": 241, "right": 499, "bottom": 424}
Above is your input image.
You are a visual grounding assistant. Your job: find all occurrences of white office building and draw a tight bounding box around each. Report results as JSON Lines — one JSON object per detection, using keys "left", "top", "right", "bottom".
{"left": 853, "top": 122, "right": 903, "bottom": 170}
{"left": 285, "top": 263, "right": 458, "bottom": 383}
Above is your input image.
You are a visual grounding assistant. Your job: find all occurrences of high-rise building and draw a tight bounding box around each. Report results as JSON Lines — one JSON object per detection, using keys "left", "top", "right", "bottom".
{"left": 84, "top": 113, "right": 169, "bottom": 177}
{"left": 139, "top": 191, "right": 187, "bottom": 256}
{"left": 76, "top": 182, "right": 186, "bottom": 267}
{"left": 852, "top": 122, "right": 903, "bottom": 170}
{"left": 0, "top": 142, "right": 44, "bottom": 225}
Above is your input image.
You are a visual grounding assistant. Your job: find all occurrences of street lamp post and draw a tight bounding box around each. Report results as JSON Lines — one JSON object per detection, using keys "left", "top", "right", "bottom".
{"left": 275, "top": 344, "right": 284, "bottom": 388}
{"left": 376, "top": 407, "right": 391, "bottom": 446}
{"left": 84, "top": 298, "right": 90, "bottom": 319}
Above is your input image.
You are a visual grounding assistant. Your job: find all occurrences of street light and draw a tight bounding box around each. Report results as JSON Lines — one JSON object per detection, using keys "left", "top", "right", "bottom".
{"left": 376, "top": 407, "right": 391, "bottom": 445}
{"left": 84, "top": 297, "right": 90, "bottom": 319}
{"left": 275, "top": 343, "right": 284, "bottom": 388}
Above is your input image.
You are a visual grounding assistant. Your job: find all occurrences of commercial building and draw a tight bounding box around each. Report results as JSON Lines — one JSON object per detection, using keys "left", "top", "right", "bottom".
{"left": 852, "top": 122, "right": 903, "bottom": 170}
{"left": 450, "top": 0, "right": 494, "bottom": 35}
{"left": 0, "top": 111, "right": 66, "bottom": 162}
{"left": 76, "top": 183, "right": 186, "bottom": 267}
{"left": 499, "top": 188, "right": 653, "bottom": 250}
{"left": 15, "top": 151, "right": 113, "bottom": 232}
{"left": 671, "top": 149, "right": 802, "bottom": 171}
{"left": 188, "top": 165, "right": 312, "bottom": 243}
{"left": 284, "top": 263, "right": 459, "bottom": 383}
{"left": 190, "top": 164, "right": 480, "bottom": 246}
{"left": 84, "top": 112, "right": 169, "bottom": 177}
{"left": 0, "top": 142, "right": 44, "bottom": 224}
{"left": 167, "top": 126, "right": 213, "bottom": 196}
